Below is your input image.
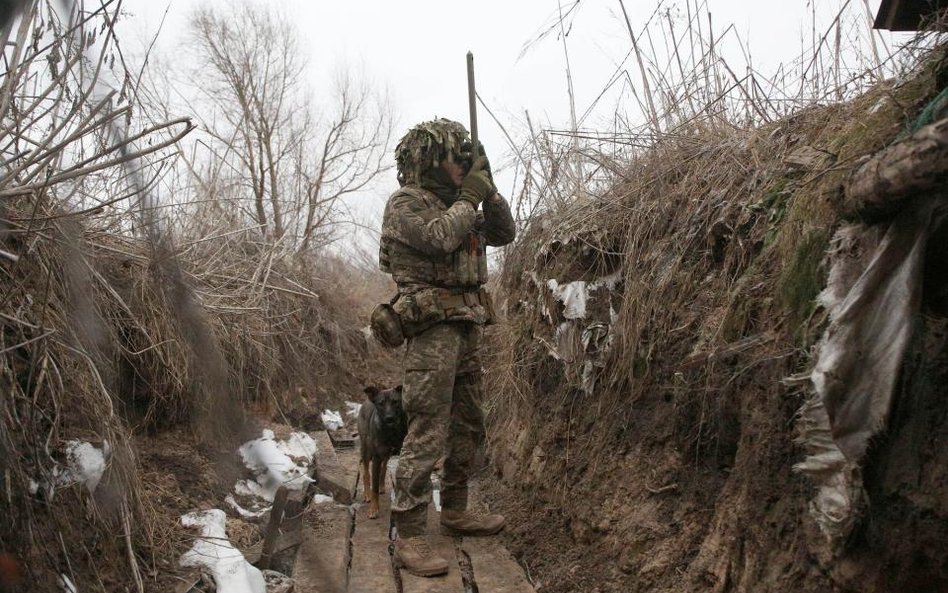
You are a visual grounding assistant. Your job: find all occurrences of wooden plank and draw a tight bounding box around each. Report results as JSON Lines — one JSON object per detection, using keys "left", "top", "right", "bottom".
{"left": 313, "top": 430, "right": 353, "bottom": 504}
{"left": 398, "top": 508, "right": 465, "bottom": 593}
{"left": 462, "top": 538, "right": 536, "bottom": 593}
{"left": 292, "top": 503, "right": 351, "bottom": 593}
{"left": 258, "top": 486, "right": 290, "bottom": 570}
{"left": 348, "top": 467, "right": 397, "bottom": 593}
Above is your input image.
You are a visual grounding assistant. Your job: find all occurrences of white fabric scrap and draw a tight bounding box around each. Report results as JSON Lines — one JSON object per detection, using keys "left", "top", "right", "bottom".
{"left": 180, "top": 509, "right": 265, "bottom": 593}
{"left": 58, "top": 574, "right": 78, "bottom": 593}
{"left": 321, "top": 410, "right": 344, "bottom": 431}
{"left": 547, "top": 279, "right": 588, "bottom": 320}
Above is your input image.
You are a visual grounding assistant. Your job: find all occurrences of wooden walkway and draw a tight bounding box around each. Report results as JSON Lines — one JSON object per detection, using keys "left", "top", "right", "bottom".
{"left": 293, "top": 431, "right": 535, "bottom": 593}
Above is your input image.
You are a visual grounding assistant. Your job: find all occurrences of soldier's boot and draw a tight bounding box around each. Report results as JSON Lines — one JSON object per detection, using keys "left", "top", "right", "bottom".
{"left": 393, "top": 536, "right": 450, "bottom": 577}
{"left": 440, "top": 508, "right": 505, "bottom": 536}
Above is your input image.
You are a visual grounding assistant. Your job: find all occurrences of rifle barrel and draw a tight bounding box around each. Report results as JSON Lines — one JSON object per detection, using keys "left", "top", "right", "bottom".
{"left": 466, "top": 51, "right": 479, "bottom": 152}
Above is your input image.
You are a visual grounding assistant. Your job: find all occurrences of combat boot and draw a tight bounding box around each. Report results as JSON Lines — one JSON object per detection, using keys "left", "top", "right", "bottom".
{"left": 393, "top": 536, "right": 449, "bottom": 577}
{"left": 440, "top": 508, "right": 505, "bottom": 536}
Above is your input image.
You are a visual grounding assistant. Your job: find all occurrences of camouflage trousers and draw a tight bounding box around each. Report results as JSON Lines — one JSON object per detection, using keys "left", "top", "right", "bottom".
{"left": 392, "top": 321, "right": 485, "bottom": 537}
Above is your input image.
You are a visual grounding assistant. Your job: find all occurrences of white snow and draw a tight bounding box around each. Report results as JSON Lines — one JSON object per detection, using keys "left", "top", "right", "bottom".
{"left": 311, "top": 494, "right": 334, "bottom": 505}
{"left": 225, "top": 495, "right": 268, "bottom": 519}
{"left": 59, "top": 441, "right": 108, "bottom": 493}
{"left": 32, "top": 440, "right": 109, "bottom": 500}
{"left": 235, "top": 430, "right": 316, "bottom": 504}
{"left": 180, "top": 509, "right": 265, "bottom": 593}
{"left": 345, "top": 401, "right": 362, "bottom": 417}
{"left": 321, "top": 410, "right": 344, "bottom": 430}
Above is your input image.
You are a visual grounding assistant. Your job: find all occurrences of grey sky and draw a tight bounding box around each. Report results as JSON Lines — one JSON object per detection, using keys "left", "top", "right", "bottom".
{"left": 116, "top": 0, "right": 900, "bottom": 245}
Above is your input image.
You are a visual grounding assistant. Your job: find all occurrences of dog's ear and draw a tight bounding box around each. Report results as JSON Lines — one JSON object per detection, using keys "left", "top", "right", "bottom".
{"left": 364, "top": 386, "right": 379, "bottom": 403}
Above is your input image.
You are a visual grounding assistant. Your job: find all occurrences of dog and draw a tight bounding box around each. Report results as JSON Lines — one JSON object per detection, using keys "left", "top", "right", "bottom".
{"left": 358, "top": 385, "right": 407, "bottom": 519}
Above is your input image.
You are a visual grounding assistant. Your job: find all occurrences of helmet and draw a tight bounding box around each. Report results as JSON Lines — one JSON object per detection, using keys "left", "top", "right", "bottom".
{"left": 395, "top": 118, "right": 469, "bottom": 186}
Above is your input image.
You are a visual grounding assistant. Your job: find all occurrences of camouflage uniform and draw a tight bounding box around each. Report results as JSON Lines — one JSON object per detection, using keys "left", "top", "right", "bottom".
{"left": 380, "top": 119, "right": 516, "bottom": 537}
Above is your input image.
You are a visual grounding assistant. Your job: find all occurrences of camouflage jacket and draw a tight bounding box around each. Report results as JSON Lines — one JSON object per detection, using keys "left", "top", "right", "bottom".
{"left": 379, "top": 185, "right": 516, "bottom": 323}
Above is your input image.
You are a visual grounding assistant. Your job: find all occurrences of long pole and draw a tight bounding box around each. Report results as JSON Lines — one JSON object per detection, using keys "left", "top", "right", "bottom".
{"left": 466, "top": 51, "right": 479, "bottom": 153}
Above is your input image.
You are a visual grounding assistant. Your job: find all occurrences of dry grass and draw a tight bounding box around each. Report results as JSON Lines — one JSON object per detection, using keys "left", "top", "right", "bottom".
{"left": 0, "top": 3, "right": 387, "bottom": 591}
{"left": 486, "top": 7, "right": 948, "bottom": 509}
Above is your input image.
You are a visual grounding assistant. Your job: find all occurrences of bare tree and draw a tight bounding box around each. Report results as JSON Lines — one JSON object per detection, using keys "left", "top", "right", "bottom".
{"left": 186, "top": 2, "right": 392, "bottom": 251}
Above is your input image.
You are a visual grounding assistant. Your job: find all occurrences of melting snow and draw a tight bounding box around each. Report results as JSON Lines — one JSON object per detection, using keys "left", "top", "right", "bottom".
{"left": 321, "top": 410, "right": 344, "bottom": 430}
{"left": 311, "top": 494, "right": 334, "bottom": 505}
{"left": 235, "top": 430, "right": 317, "bottom": 505}
{"left": 30, "top": 440, "right": 109, "bottom": 499}
{"left": 345, "top": 401, "right": 361, "bottom": 417}
{"left": 180, "top": 509, "right": 265, "bottom": 593}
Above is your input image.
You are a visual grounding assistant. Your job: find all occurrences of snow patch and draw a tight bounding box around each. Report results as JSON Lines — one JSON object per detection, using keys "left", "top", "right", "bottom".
{"left": 311, "top": 494, "right": 334, "bottom": 505}
{"left": 321, "top": 410, "right": 344, "bottom": 430}
{"left": 225, "top": 495, "right": 268, "bottom": 519}
{"left": 345, "top": 401, "right": 361, "bottom": 418}
{"left": 33, "top": 440, "right": 110, "bottom": 499}
{"left": 236, "top": 430, "right": 316, "bottom": 505}
{"left": 180, "top": 509, "right": 265, "bottom": 593}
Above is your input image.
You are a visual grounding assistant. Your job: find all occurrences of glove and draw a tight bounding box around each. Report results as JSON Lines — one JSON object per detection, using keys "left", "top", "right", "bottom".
{"left": 458, "top": 156, "right": 495, "bottom": 209}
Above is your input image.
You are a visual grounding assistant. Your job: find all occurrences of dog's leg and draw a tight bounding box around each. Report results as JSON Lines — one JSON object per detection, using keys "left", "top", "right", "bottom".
{"left": 369, "top": 457, "right": 382, "bottom": 519}
{"left": 361, "top": 459, "right": 372, "bottom": 504}
{"left": 379, "top": 455, "right": 390, "bottom": 494}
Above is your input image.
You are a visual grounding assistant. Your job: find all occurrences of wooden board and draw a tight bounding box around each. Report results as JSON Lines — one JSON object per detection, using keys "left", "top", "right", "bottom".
{"left": 313, "top": 430, "right": 353, "bottom": 504}
{"left": 348, "top": 469, "right": 398, "bottom": 593}
{"left": 398, "top": 508, "right": 465, "bottom": 593}
{"left": 292, "top": 503, "right": 351, "bottom": 593}
{"left": 462, "top": 537, "right": 537, "bottom": 593}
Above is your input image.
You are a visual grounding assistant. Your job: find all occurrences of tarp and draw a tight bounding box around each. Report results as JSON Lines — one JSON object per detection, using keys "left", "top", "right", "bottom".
{"left": 796, "top": 195, "right": 947, "bottom": 542}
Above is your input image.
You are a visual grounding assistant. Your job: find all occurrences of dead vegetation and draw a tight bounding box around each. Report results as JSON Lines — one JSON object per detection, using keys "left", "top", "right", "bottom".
{"left": 0, "top": 2, "right": 393, "bottom": 591}
{"left": 483, "top": 6, "right": 948, "bottom": 593}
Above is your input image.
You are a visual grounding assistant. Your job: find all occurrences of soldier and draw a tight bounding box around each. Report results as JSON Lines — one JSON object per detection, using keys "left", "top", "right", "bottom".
{"left": 378, "top": 118, "right": 516, "bottom": 577}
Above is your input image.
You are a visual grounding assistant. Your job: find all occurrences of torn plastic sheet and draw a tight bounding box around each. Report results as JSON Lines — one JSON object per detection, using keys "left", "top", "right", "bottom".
{"left": 796, "top": 196, "right": 947, "bottom": 543}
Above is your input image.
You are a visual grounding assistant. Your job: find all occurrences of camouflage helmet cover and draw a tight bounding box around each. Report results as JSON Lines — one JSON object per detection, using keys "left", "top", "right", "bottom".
{"left": 395, "top": 118, "right": 470, "bottom": 185}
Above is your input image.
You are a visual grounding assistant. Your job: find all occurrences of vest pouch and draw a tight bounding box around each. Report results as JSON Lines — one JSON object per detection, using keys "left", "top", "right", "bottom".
{"left": 370, "top": 302, "right": 405, "bottom": 347}
{"left": 393, "top": 290, "right": 446, "bottom": 337}
{"left": 479, "top": 287, "right": 497, "bottom": 325}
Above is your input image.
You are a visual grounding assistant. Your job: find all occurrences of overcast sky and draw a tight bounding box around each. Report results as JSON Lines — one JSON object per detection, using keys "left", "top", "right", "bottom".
{"left": 115, "top": 0, "right": 903, "bottom": 247}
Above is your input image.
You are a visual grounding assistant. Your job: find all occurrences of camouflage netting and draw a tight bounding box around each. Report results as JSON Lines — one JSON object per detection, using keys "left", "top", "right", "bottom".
{"left": 483, "top": 48, "right": 948, "bottom": 593}
{"left": 395, "top": 118, "right": 470, "bottom": 185}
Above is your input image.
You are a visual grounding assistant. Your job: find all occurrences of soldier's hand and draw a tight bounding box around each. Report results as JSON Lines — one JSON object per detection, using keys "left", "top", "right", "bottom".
{"left": 460, "top": 141, "right": 492, "bottom": 178}
{"left": 458, "top": 156, "right": 495, "bottom": 209}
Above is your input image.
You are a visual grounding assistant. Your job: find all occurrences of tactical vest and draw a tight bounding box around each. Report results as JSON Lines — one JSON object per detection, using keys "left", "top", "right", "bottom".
{"left": 379, "top": 186, "right": 488, "bottom": 288}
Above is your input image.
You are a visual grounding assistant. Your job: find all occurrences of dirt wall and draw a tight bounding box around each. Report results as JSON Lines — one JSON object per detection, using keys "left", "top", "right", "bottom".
{"left": 481, "top": 56, "right": 948, "bottom": 593}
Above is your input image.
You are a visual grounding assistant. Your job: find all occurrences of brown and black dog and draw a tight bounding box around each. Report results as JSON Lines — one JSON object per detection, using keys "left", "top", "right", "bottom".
{"left": 357, "top": 385, "right": 407, "bottom": 519}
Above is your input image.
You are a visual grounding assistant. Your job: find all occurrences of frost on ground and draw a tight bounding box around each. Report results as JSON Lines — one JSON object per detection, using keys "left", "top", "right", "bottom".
{"left": 180, "top": 509, "right": 265, "bottom": 593}
{"left": 232, "top": 430, "right": 317, "bottom": 515}
{"left": 30, "top": 440, "right": 109, "bottom": 500}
